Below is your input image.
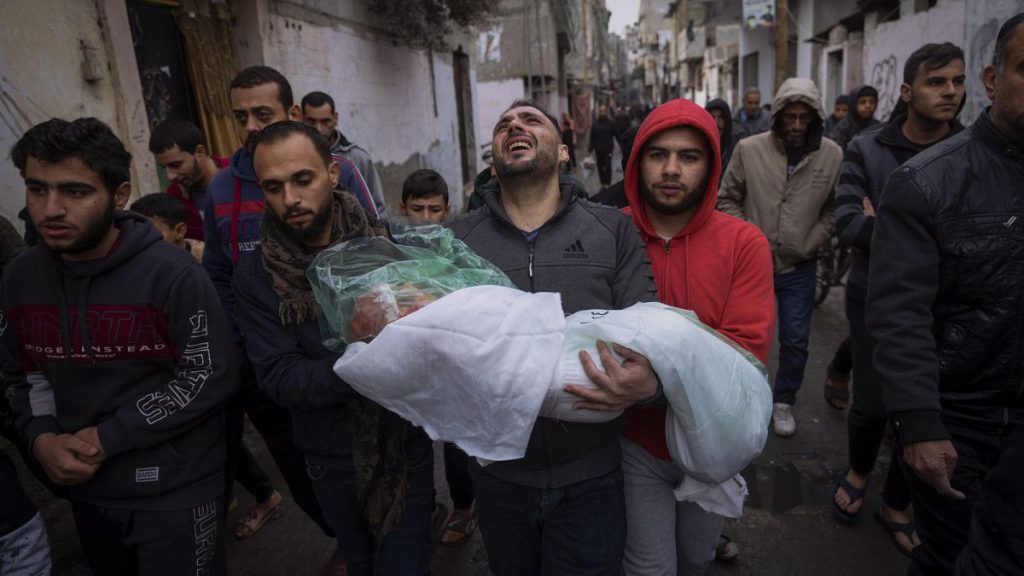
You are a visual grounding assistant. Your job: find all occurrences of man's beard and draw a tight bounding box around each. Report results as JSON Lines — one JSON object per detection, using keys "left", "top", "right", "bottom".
{"left": 269, "top": 198, "right": 333, "bottom": 245}
{"left": 46, "top": 198, "right": 116, "bottom": 255}
{"left": 640, "top": 178, "right": 707, "bottom": 216}
{"left": 493, "top": 146, "right": 559, "bottom": 185}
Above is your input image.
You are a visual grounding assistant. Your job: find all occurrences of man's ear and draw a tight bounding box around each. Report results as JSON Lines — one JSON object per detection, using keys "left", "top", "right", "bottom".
{"left": 113, "top": 182, "right": 132, "bottom": 210}
{"left": 399, "top": 202, "right": 409, "bottom": 217}
{"left": 328, "top": 161, "right": 341, "bottom": 189}
{"left": 288, "top": 104, "right": 302, "bottom": 121}
{"left": 558, "top": 144, "right": 569, "bottom": 164}
{"left": 899, "top": 83, "right": 912, "bottom": 103}
{"left": 172, "top": 222, "right": 188, "bottom": 243}
{"left": 194, "top": 144, "right": 209, "bottom": 159}
{"left": 982, "top": 65, "right": 998, "bottom": 100}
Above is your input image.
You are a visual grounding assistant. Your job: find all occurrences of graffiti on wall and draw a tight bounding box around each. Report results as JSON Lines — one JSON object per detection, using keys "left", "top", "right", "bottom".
{"left": 478, "top": 25, "right": 502, "bottom": 64}
{"left": 963, "top": 18, "right": 998, "bottom": 125}
{"left": 870, "top": 55, "right": 899, "bottom": 121}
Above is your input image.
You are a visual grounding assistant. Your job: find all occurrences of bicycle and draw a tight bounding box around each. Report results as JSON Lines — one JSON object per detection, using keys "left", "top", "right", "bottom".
{"left": 815, "top": 234, "right": 850, "bottom": 306}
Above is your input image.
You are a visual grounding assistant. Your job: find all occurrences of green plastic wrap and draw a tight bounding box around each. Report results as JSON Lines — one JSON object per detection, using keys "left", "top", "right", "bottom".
{"left": 307, "top": 223, "right": 515, "bottom": 350}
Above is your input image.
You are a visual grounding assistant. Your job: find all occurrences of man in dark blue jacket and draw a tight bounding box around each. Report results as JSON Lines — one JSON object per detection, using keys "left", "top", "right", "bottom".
{"left": 233, "top": 121, "right": 435, "bottom": 576}
{"left": 867, "top": 14, "right": 1024, "bottom": 575}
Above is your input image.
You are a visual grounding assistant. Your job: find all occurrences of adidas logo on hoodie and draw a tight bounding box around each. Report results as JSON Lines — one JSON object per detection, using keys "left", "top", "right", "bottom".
{"left": 563, "top": 239, "right": 589, "bottom": 259}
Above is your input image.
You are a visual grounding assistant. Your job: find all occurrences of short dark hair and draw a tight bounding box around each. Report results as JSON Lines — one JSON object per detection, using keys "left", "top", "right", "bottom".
{"left": 230, "top": 66, "right": 294, "bottom": 109}
{"left": 903, "top": 43, "right": 965, "bottom": 84}
{"left": 402, "top": 169, "right": 449, "bottom": 205}
{"left": 503, "top": 99, "right": 560, "bottom": 133}
{"left": 993, "top": 13, "right": 1024, "bottom": 70}
{"left": 834, "top": 94, "right": 849, "bottom": 106}
{"left": 857, "top": 86, "right": 879, "bottom": 101}
{"left": 250, "top": 121, "right": 332, "bottom": 167}
{"left": 148, "top": 118, "right": 206, "bottom": 155}
{"left": 130, "top": 193, "right": 190, "bottom": 226}
{"left": 301, "top": 91, "right": 336, "bottom": 114}
{"left": 11, "top": 117, "right": 131, "bottom": 195}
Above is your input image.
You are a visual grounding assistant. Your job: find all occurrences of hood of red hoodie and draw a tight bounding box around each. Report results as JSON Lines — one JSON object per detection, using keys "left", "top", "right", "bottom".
{"left": 625, "top": 98, "right": 722, "bottom": 241}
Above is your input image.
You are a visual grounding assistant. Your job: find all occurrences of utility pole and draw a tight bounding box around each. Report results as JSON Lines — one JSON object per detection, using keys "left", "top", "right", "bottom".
{"left": 774, "top": 0, "right": 788, "bottom": 92}
{"left": 525, "top": 0, "right": 533, "bottom": 97}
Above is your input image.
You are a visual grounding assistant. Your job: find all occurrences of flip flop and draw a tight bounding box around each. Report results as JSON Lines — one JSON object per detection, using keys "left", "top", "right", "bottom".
{"left": 440, "top": 504, "right": 477, "bottom": 547}
{"left": 824, "top": 374, "right": 850, "bottom": 411}
{"left": 831, "top": 470, "right": 866, "bottom": 523}
{"left": 714, "top": 534, "right": 739, "bottom": 561}
{"left": 874, "top": 508, "right": 917, "bottom": 558}
{"left": 234, "top": 500, "right": 284, "bottom": 539}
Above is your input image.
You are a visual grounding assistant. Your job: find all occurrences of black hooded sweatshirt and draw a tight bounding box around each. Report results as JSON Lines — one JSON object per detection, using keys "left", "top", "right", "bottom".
{"left": 2, "top": 212, "right": 237, "bottom": 510}
{"left": 705, "top": 98, "right": 737, "bottom": 174}
{"left": 828, "top": 85, "right": 880, "bottom": 150}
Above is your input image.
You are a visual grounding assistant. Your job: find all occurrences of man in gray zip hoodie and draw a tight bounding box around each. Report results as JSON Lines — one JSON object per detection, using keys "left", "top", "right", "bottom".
{"left": 449, "top": 99, "right": 659, "bottom": 575}
{"left": 2, "top": 118, "right": 237, "bottom": 575}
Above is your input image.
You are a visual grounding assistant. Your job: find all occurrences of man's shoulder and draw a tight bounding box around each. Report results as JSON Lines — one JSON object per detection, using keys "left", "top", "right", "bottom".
{"left": 207, "top": 167, "right": 236, "bottom": 201}
{"left": 446, "top": 205, "right": 493, "bottom": 240}
{"left": 232, "top": 248, "right": 266, "bottom": 291}
{"left": 706, "top": 211, "right": 769, "bottom": 246}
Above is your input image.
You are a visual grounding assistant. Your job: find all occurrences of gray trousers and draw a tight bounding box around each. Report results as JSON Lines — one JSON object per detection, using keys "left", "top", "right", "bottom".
{"left": 0, "top": 512, "right": 51, "bottom": 576}
{"left": 622, "top": 438, "right": 724, "bottom": 576}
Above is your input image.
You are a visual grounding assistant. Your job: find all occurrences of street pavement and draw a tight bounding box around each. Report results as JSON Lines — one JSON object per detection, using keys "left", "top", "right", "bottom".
{"left": 5, "top": 179, "right": 913, "bottom": 574}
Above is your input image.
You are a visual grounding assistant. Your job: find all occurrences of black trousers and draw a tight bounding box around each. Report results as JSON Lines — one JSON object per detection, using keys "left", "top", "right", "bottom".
{"left": 231, "top": 350, "right": 333, "bottom": 536}
{"left": 595, "top": 151, "right": 613, "bottom": 186}
{"left": 955, "top": 421, "right": 1024, "bottom": 575}
{"left": 845, "top": 296, "right": 911, "bottom": 510}
{"left": 904, "top": 415, "right": 1022, "bottom": 576}
{"left": 72, "top": 497, "right": 225, "bottom": 576}
{"left": 443, "top": 442, "right": 475, "bottom": 510}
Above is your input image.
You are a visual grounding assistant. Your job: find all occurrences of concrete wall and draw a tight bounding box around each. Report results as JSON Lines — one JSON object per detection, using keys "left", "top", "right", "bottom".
{"left": 476, "top": 0, "right": 561, "bottom": 82}
{"left": 739, "top": 25, "right": 775, "bottom": 103}
{"left": 863, "top": 0, "right": 966, "bottom": 121}
{"left": 261, "top": 1, "right": 473, "bottom": 213}
{"left": 475, "top": 78, "right": 526, "bottom": 158}
{"left": 961, "top": 0, "right": 1024, "bottom": 124}
{"left": 0, "top": 0, "right": 156, "bottom": 227}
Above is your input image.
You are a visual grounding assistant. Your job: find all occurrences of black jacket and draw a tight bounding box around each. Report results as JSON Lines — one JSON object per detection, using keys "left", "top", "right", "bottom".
{"left": 233, "top": 247, "right": 431, "bottom": 466}
{"left": 834, "top": 115, "right": 964, "bottom": 302}
{"left": 867, "top": 110, "right": 1024, "bottom": 445}
{"left": 448, "top": 183, "right": 656, "bottom": 488}
{"left": 589, "top": 116, "right": 619, "bottom": 155}
{"left": 828, "top": 85, "right": 880, "bottom": 151}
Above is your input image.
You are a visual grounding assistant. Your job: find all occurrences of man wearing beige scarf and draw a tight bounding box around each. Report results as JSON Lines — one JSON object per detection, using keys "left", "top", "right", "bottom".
{"left": 232, "top": 121, "right": 435, "bottom": 576}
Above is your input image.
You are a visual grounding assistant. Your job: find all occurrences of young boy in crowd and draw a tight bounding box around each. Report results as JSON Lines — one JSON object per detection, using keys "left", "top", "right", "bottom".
{"left": 131, "top": 193, "right": 205, "bottom": 262}
{"left": 397, "top": 168, "right": 476, "bottom": 545}
{"left": 400, "top": 169, "right": 450, "bottom": 224}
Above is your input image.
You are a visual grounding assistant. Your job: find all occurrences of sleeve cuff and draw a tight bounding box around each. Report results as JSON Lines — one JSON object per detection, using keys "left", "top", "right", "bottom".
{"left": 97, "top": 417, "right": 135, "bottom": 457}
{"left": 24, "top": 416, "right": 62, "bottom": 449}
{"left": 891, "top": 410, "right": 949, "bottom": 445}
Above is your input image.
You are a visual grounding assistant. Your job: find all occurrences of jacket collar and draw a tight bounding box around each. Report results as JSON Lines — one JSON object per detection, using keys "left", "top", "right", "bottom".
{"left": 875, "top": 114, "right": 965, "bottom": 150}
{"left": 974, "top": 108, "right": 1024, "bottom": 160}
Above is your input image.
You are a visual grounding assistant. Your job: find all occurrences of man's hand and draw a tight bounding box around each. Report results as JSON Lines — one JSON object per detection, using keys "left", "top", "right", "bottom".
{"left": 565, "top": 341, "right": 659, "bottom": 412}
{"left": 73, "top": 427, "right": 107, "bottom": 465}
{"left": 32, "top": 432, "right": 101, "bottom": 485}
{"left": 903, "top": 440, "right": 965, "bottom": 500}
{"left": 863, "top": 197, "right": 876, "bottom": 217}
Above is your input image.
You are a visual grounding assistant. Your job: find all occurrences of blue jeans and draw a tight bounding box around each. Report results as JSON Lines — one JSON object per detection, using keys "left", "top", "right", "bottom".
{"left": 306, "top": 439, "right": 435, "bottom": 576}
{"left": 773, "top": 259, "right": 816, "bottom": 405}
{"left": 470, "top": 466, "right": 626, "bottom": 576}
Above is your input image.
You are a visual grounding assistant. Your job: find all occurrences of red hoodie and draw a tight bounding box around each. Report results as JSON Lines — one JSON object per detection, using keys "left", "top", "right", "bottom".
{"left": 624, "top": 98, "right": 775, "bottom": 460}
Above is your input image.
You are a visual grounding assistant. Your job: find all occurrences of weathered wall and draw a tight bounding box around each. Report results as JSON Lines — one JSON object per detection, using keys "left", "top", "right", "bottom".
{"left": 739, "top": 24, "right": 775, "bottom": 103}
{"left": 261, "top": 0, "right": 472, "bottom": 213}
{"left": 961, "top": 0, "right": 1024, "bottom": 124}
{"left": 475, "top": 78, "right": 525, "bottom": 159}
{"left": 476, "top": 0, "right": 561, "bottom": 82}
{"left": 0, "top": 0, "right": 120, "bottom": 226}
{"left": 862, "top": 0, "right": 966, "bottom": 121}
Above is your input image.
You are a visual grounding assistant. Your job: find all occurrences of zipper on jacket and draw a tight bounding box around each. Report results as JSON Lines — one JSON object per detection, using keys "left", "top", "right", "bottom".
{"left": 528, "top": 242, "right": 536, "bottom": 292}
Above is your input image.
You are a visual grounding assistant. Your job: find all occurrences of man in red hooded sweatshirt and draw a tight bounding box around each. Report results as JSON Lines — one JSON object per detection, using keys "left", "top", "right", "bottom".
{"left": 621, "top": 98, "right": 775, "bottom": 575}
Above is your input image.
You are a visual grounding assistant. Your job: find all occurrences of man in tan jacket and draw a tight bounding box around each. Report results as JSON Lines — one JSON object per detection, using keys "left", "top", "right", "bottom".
{"left": 718, "top": 78, "right": 842, "bottom": 437}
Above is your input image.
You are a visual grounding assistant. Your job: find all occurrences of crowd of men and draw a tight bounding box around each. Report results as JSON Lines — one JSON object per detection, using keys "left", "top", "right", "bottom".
{"left": 1, "top": 11, "right": 1023, "bottom": 576}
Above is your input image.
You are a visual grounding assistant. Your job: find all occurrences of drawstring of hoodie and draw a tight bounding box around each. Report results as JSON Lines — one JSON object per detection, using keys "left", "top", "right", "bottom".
{"left": 56, "top": 278, "right": 75, "bottom": 365}
{"left": 77, "top": 279, "right": 94, "bottom": 363}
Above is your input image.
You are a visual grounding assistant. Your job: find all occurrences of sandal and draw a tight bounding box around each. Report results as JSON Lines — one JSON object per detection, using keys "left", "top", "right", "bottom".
{"left": 874, "top": 508, "right": 917, "bottom": 558}
{"left": 234, "top": 491, "right": 284, "bottom": 539}
{"left": 824, "top": 368, "right": 850, "bottom": 410}
{"left": 831, "top": 470, "right": 866, "bottom": 523}
{"left": 714, "top": 534, "right": 739, "bottom": 561}
{"left": 440, "top": 504, "right": 477, "bottom": 547}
